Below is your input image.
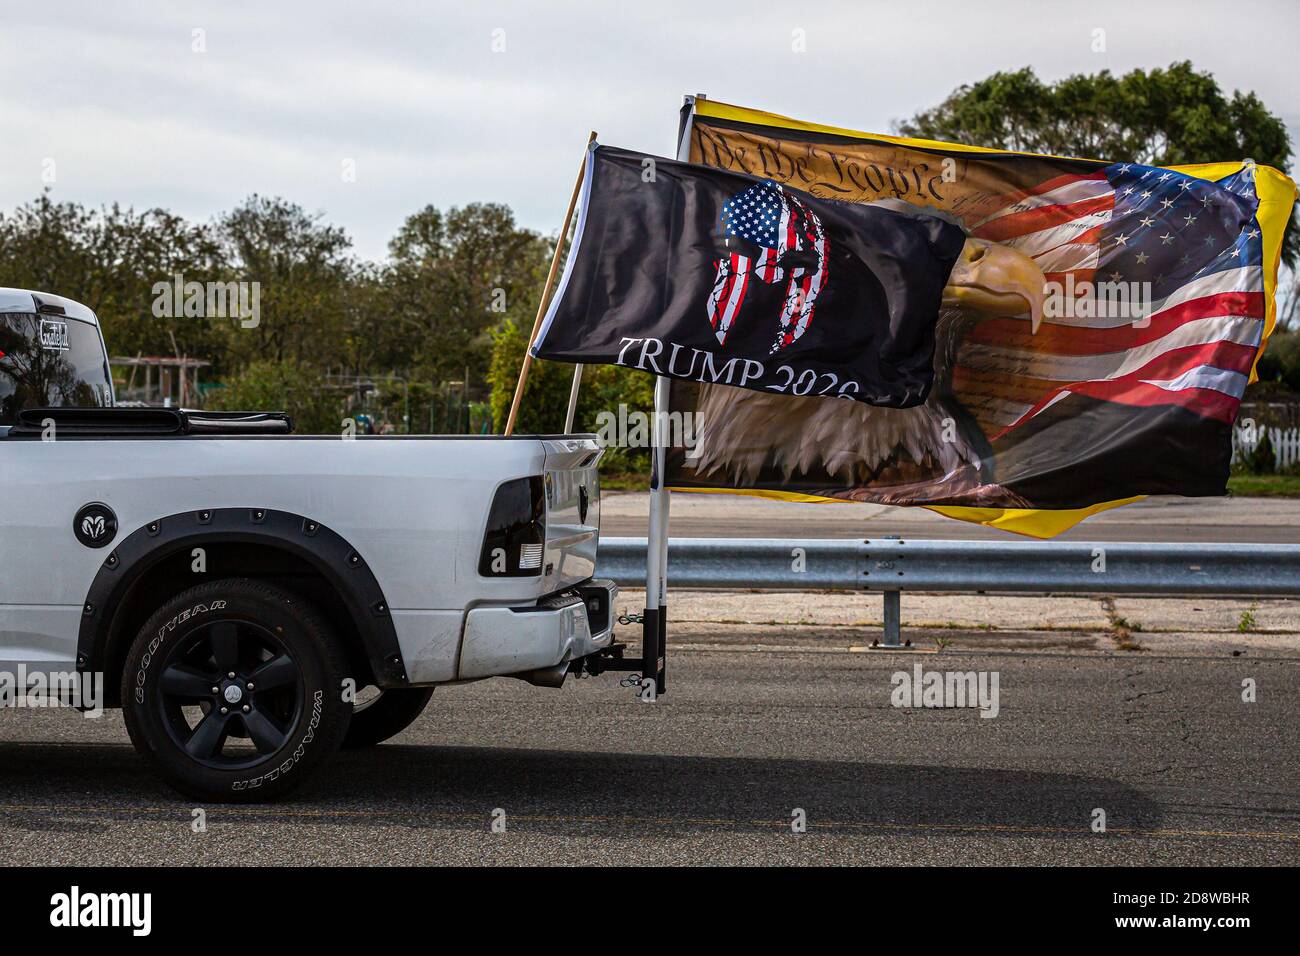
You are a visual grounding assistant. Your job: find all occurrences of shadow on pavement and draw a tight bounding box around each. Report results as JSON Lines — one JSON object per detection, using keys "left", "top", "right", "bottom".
{"left": 0, "top": 741, "right": 1159, "bottom": 839}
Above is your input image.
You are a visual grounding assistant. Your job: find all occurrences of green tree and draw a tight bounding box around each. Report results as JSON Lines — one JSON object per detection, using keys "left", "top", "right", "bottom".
{"left": 332, "top": 263, "right": 393, "bottom": 378}
{"left": 0, "top": 191, "right": 227, "bottom": 367}
{"left": 1256, "top": 329, "right": 1300, "bottom": 392}
{"left": 487, "top": 317, "right": 569, "bottom": 434}
{"left": 897, "top": 62, "right": 1296, "bottom": 264}
{"left": 0, "top": 191, "right": 101, "bottom": 298}
{"left": 0, "top": 188, "right": 657, "bottom": 444}
{"left": 1281, "top": 274, "right": 1300, "bottom": 330}
{"left": 215, "top": 195, "right": 355, "bottom": 370}
{"left": 386, "top": 203, "right": 551, "bottom": 392}
{"left": 487, "top": 318, "right": 654, "bottom": 473}
{"left": 205, "top": 360, "right": 342, "bottom": 435}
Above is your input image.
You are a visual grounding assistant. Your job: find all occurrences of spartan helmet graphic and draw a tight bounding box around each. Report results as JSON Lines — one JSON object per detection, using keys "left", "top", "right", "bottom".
{"left": 706, "top": 179, "right": 829, "bottom": 355}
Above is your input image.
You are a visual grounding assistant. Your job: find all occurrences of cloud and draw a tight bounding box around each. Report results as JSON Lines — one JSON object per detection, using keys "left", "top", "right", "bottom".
{"left": 2, "top": 0, "right": 1295, "bottom": 260}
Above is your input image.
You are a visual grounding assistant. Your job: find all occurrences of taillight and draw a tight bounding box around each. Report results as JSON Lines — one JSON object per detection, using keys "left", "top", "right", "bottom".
{"left": 478, "top": 476, "right": 546, "bottom": 577}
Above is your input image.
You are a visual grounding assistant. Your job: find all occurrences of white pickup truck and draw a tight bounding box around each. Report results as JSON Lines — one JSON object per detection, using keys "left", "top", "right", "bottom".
{"left": 0, "top": 288, "right": 620, "bottom": 801}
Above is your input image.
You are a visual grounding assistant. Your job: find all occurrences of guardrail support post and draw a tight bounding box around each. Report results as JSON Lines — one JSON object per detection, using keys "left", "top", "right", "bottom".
{"left": 880, "top": 589, "right": 903, "bottom": 648}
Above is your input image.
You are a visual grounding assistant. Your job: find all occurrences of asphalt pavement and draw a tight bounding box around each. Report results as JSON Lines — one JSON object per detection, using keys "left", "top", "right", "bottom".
{"left": 3, "top": 492, "right": 1295, "bottom": 866}
{"left": 1, "top": 647, "right": 1295, "bottom": 865}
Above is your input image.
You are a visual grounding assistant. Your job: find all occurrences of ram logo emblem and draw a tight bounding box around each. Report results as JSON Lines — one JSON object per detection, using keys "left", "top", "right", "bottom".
{"left": 73, "top": 503, "right": 118, "bottom": 549}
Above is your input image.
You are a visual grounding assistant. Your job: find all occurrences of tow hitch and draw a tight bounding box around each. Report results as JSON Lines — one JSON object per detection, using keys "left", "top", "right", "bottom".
{"left": 575, "top": 606, "right": 666, "bottom": 697}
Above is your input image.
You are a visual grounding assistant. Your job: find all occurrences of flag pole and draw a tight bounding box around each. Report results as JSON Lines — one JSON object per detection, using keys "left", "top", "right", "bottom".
{"left": 504, "top": 131, "right": 597, "bottom": 436}
{"left": 642, "top": 94, "right": 701, "bottom": 696}
{"left": 563, "top": 363, "right": 583, "bottom": 433}
{"left": 644, "top": 375, "right": 671, "bottom": 696}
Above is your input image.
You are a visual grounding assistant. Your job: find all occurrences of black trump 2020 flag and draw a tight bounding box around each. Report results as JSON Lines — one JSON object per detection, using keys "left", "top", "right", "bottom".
{"left": 531, "top": 144, "right": 966, "bottom": 407}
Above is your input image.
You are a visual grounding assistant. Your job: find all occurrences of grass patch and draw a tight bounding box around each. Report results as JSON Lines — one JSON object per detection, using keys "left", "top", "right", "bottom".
{"left": 1227, "top": 474, "right": 1300, "bottom": 498}
{"left": 1100, "top": 596, "right": 1145, "bottom": 651}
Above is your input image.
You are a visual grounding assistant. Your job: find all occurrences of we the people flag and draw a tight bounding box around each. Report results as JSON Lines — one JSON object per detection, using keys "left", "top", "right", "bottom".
{"left": 531, "top": 143, "right": 967, "bottom": 408}
{"left": 664, "top": 98, "right": 1298, "bottom": 538}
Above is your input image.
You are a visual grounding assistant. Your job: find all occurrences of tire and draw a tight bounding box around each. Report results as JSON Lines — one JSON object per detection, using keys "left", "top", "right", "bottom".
{"left": 121, "top": 578, "right": 352, "bottom": 803}
{"left": 342, "top": 687, "right": 434, "bottom": 749}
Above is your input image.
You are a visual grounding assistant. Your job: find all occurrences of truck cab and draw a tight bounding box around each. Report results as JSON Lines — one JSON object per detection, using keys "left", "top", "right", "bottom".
{"left": 0, "top": 288, "right": 115, "bottom": 432}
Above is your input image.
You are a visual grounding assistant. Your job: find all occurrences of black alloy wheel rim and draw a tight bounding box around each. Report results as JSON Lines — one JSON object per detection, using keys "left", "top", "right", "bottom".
{"left": 155, "top": 618, "right": 305, "bottom": 770}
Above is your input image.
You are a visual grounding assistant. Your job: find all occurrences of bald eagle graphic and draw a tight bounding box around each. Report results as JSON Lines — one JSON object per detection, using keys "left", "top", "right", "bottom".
{"left": 683, "top": 202, "right": 1047, "bottom": 506}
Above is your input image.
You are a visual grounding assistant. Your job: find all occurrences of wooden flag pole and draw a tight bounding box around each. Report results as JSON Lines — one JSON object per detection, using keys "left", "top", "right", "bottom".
{"left": 563, "top": 363, "right": 583, "bottom": 434}
{"left": 504, "top": 130, "right": 597, "bottom": 436}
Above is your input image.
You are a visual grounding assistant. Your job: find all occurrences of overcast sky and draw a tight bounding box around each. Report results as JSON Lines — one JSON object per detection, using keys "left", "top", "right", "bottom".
{"left": 2, "top": 0, "right": 1296, "bottom": 261}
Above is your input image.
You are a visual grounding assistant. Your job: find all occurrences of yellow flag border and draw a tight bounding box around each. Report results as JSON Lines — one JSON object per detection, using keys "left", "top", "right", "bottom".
{"left": 664, "top": 486, "right": 1144, "bottom": 539}
{"left": 692, "top": 99, "right": 1297, "bottom": 379}
{"left": 674, "top": 99, "right": 1298, "bottom": 538}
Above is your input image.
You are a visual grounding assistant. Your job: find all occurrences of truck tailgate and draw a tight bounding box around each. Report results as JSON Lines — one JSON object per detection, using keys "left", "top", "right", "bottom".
{"left": 541, "top": 437, "right": 602, "bottom": 593}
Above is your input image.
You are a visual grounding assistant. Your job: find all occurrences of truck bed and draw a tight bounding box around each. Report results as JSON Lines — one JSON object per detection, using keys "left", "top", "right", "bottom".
{"left": 1, "top": 429, "right": 604, "bottom": 686}
{"left": 1, "top": 406, "right": 581, "bottom": 440}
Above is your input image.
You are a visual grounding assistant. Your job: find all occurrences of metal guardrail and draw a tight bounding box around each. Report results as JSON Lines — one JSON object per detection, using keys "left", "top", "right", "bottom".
{"left": 597, "top": 537, "right": 1300, "bottom": 646}
{"left": 598, "top": 537, "right": 1300, "bottom": 595}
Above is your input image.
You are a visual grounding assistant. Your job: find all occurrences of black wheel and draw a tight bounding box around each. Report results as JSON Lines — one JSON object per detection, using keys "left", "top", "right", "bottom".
{"left": 121, "top": 578, "right": 352, "bottom": 802}
{"left": 342, "top": 687, "right": 434, "bottom": 749}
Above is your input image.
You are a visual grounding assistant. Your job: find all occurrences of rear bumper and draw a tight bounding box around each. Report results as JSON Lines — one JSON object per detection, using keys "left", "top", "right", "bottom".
{"left": 457, "top": 579, "right": 617, "bottom": 680}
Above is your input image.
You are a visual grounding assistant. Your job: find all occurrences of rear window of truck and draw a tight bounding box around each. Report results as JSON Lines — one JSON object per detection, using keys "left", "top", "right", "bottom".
{"left": 0, "top": 312, "right": 113, "bottom": 425}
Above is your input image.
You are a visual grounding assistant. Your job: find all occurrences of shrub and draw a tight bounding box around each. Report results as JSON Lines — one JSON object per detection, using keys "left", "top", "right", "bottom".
{"left": 205, "top": 361, "right": 343, "bottom": 435}
{"left": 487, "top": 318, "right": 653, "bottom": 474}
{"left": 1244, "top": 429, "right": 1277, "bottom": 475}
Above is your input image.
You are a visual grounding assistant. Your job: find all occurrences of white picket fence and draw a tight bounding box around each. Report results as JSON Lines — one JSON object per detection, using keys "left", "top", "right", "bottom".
{"left": 1232, "top": 426, "right": 1300, "bottom": 471}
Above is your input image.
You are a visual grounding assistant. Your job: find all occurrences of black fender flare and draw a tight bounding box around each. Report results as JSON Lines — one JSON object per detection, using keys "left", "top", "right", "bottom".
{"left": 76, "top": 507, "right": 408, "bottom": 689}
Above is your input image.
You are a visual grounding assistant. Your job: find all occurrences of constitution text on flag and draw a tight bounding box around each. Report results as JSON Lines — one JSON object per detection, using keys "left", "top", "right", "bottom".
{"left": 665, "top": 98, "right": 1298, "bottom": 537}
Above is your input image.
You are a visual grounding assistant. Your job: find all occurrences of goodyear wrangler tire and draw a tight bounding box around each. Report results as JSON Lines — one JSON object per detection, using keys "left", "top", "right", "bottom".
{"left": 342, "top": 687, "right": 434, "bottom": 749}
{"left": 121, "top": 578, "right": 351, "bottom": 803}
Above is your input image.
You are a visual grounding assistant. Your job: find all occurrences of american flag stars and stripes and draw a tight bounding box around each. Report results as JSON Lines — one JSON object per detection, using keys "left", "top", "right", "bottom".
{"left": 673, "top": 101, "right": 1298, "bottom": 532}
{"left": 706, "top": 179, "right": 829, "bottom": 353}
{"left": 958, "top": 162, "right": 1265, "bottom": 436}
